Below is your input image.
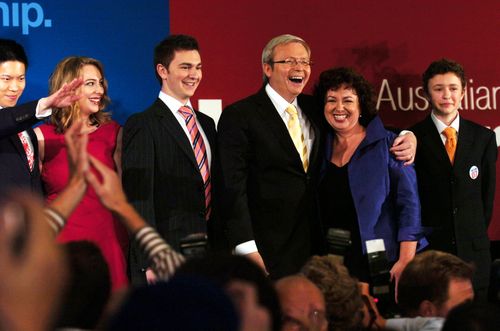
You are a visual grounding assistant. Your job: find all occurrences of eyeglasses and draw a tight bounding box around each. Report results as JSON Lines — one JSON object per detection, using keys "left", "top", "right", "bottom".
{"left": 270, "top": 58, "right": 313, "bottom": 67}
{"left": 282, "top": 310, "right": 327, "bottom": 331}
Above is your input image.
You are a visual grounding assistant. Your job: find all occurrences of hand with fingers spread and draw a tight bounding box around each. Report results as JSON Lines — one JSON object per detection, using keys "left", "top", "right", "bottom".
{"left": 47, "top": 120, "right": 89, "bottom": 221}
{"left": 38, "top": 78, "right": 83, "bottom": 111}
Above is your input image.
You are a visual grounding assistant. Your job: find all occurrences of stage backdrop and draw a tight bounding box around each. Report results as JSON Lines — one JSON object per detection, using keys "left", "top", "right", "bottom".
{"left": 169, "top": 1, "right": 500, "bottom": 237}
{"left": 0, "top": 0, "right": 169, "bottom": 124}
{"left": 1, "top": 1, "right": 499, "bottom": 237}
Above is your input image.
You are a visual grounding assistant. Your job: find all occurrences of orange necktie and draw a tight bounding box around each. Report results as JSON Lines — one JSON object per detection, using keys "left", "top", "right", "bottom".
{"left": 442, "top": 127, "right": 457, "bottom": 164}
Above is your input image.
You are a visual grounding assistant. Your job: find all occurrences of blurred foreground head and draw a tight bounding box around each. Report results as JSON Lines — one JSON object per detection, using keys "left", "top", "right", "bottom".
{"left": 0, "top": 192, "right": 68, "bottom": 331}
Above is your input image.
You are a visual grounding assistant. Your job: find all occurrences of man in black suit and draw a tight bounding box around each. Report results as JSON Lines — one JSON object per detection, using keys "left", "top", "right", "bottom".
{"left": 122, "top": 35, "right": 223, "bottom": 285}
{"left": 411, "top": 59, "right": 497, "bottom": 299}
{"left": 0, "top": 39, "right": 82, "bottom": 195}
{"left": 218, "top": 35, "right": 322, "bottom": 279}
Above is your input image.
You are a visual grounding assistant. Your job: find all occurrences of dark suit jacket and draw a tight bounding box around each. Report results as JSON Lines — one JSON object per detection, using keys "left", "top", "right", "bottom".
{"left": 411, "top": 115, "right": 497, "bottom": 292}
{"left": 122, "top": 98, "right": 224, "bottom": 285}
{"left": 0, "top": 101, "right": 42, "bottom": 195}
{"left": 217, "top": 87, "right": 324, "bottom": 279}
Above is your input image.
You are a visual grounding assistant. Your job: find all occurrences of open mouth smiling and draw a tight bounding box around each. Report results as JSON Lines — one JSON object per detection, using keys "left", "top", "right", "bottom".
{"left": 289, "top": 76, "right": 303, "bottom": 84}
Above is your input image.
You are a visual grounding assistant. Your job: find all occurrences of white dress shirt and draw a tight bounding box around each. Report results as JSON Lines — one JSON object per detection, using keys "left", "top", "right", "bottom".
{"left": 431, "top": 110, "right": 460, "bottom": 145}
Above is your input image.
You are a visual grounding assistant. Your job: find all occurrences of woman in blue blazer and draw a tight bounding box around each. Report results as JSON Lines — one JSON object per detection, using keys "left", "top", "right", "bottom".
{"left": 314, "top": 67, "right": 427, "bottom": 286}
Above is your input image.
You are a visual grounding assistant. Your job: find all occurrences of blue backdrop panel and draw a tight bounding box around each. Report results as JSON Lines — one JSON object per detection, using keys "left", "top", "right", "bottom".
{"left": 0, "top": 0, "right": 169, "bottom": 124}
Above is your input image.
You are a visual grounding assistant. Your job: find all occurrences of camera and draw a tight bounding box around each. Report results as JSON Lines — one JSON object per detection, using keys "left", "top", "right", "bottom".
{"left": 325, "top": 228, "right": 352, "bottom": 262}
{"left": 179, "top": 233, "right": 208, "bottom": 259}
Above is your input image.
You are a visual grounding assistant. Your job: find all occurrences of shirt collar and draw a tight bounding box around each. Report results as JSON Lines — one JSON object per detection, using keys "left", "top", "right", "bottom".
{"left": 265, "top": 83, "right": 299, "bottom": 116}
{"left": 158, "top": 91, "right": 193, "bottom": 113}
{"left": 431, "top": 111, "right": 460, "bottom": 134}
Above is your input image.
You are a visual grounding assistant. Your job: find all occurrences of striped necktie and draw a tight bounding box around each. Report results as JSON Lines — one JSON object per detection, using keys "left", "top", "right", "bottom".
{"left": 179, "top": 106, "right": 211, "bottom": 219}
{"left": 18, "top": 131, "right": 34, "bottom": 171}
{"left": 285, "top": 104, "right": 308, "bottom": 171}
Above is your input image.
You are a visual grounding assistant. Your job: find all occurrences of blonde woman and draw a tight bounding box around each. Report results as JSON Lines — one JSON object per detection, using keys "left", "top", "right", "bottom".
{"left": 35, "top": 57, "right": 128, "bottom": 291}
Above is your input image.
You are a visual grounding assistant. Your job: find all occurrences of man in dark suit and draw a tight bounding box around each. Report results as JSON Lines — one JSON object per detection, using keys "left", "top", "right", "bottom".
{"left": 218, "top": 35, "right": 420, "bottom": 279}
{"left": 218, "top": 35, "right": 322, "bottom": 279}
{"left": 122, "top": 35, "right": 223, "bottom": 285}
{"left": 411, "top": 59, "right": 497, "bottom": 299}
{"left": 0, "top": 39, "right": 82, "bottom": 196}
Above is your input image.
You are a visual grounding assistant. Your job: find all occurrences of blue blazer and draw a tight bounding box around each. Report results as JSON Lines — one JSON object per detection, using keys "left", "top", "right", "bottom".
{"left": 322, "top": 116, "right": 427, "bottom": 262}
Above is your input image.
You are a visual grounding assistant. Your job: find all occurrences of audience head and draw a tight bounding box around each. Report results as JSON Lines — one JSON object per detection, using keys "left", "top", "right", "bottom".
{"left": 397, "top": 250, "right": 474, "bottom": 318}
{"left": 0, "top": 192, "right": 68, "bottom": 331}
{"left": 55, "top": 240, "right": 111, "bottom": 330}
{"left": 301, "top": 255, "right": 364, "bottom": 331}
{"left": 314, "top": 67, "right": 376, "bottom": 128}
{"left": 108, "top": 275, "right": 239, "bottom": 331}
{"left": 441, "top": 300, "right": 500, "bottom": 331}
{"left": 276, "top": 275, "right": 328, "bottom": 331}
{"left": 49, "top": 56, "right": 111, "bottom": 133}
{"left": 261, "top": 34, "right": 311, "bottom": 102}
{"left": 175, "top": 254, "right": 281, "bottom": 330}
{"left": 0, "top": 39, "right": 28, "bottom": 108}
{"left": 154, "top": 34, "right": 201, "bottom": 104}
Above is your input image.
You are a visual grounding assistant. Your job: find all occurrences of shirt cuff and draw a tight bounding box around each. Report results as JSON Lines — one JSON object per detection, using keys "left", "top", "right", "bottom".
{"left": 235, "top": 240, "right": 258, "bottom": 255}
{"left": 35, "top": 99, "right": 52, "bottom": 119}
{"left": 399, "top": 129, "right": 412, "bottom": 136}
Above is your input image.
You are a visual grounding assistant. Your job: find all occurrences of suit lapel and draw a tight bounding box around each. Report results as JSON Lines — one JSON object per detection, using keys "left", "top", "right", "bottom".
{"left": 197, "top": 112, "right": 216, "bottom": 152}
{"left": 419, "top": 115, "right": 452, "bottom": 168}
{"left": 298, "top": 94, "right": 321, "bottom": 173}
{"left": 153, "top": 99, "right": 198, "bottom": 169}
{"left": 453, "top": 118, "right": 474, "bottom": 170}
{"left": 253, "top": 88, "right": 309, "bottom": 171}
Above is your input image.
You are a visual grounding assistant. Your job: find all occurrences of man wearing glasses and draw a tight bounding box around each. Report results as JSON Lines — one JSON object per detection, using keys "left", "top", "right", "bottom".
{"left": 218, "top": 34, "right": 323, "bottom": 279}
{"left": 218, "top": 34, "right": 415, "bottom": 279}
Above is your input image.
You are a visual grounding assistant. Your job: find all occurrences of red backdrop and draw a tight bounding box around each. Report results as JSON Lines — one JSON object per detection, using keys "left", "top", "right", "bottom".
{"left": 170, "top": 0, "right": 500, "bottom": 238}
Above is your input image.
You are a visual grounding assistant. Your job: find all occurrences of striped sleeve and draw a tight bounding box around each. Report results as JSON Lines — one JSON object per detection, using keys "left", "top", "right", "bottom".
{"left": 44, "top": 208, "right": 66, "bottom": 235}
{"left": 134, "top": 226, "right": 185, "bottom": 280}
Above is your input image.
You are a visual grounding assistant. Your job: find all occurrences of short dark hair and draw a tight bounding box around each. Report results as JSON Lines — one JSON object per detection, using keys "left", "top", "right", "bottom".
{"left": 397, "top": 250, "right": 474, "bottom": 317}
{"left": 0, "top": 39, "right": 28, "bottom": 68}
{"left": 176, "top": 254, "right": 282, "bottom": 331}
{"left": 422, "top": 58, "right": 466, "bottom": 95}
{"left": 313, "top": 67, "right": 376, "bottom": 127}
{"left": 442, "top": 301, "right": 500, "bottom": 331}
{"left": 154, "top": 34, "right": 199, "bottom": 84}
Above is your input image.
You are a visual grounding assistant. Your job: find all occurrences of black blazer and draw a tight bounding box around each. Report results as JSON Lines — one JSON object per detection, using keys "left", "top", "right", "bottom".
{"left": 411, "top": 115, "right": 497, "bottom": 292}
{"left": 122, "top": 98, "right": 224, "bottom": 285}
{"left": 217, "top": 87, "right": 324, "bottom": 279}
{"left": 0, "top": 101, "right": 42, "bottom": 196}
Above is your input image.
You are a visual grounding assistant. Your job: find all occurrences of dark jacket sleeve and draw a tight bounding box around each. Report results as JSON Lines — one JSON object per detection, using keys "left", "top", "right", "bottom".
{"left": 0, "top": 101, "right": 40, "bottom": 138}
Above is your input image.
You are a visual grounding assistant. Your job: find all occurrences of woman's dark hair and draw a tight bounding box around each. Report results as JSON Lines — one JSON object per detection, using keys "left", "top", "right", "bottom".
{"left": 313, "top": 67, "right": 377, "bottom": 127}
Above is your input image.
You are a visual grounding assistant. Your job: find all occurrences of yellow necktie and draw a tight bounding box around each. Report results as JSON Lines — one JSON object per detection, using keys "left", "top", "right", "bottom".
{"left": 285, "top": 104, "right": 308, "bottom": 171}
{"left": 442, "top": 127, "right": 457, "bottom": 164}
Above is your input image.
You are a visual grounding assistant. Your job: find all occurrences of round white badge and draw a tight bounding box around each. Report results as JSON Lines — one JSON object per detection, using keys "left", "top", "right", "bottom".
{"left": 469, "top": 166, "right": 479, "bottom": 180}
